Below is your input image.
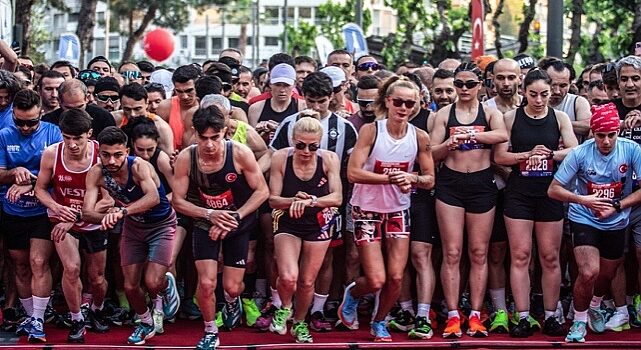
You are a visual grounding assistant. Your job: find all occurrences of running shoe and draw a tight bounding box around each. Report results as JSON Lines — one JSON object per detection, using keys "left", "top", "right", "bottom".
{"left": 221, "top": 297, "right": 243, "bottom": 330}
{"left": 408, "top": 316, "right": 433, "bottom": 339}
{"left": 215, "top": 311, "right": 223, "bottom": 328}
{"left": 152, "top": 309, "right": 164, "bottom": 334}
{"left": 269, "top": 307, "right": 292, "bottom": 335}
{"left": 195, "top": 332, "right": 219, "bottom": 350}
{"left": 630, "top": 303, "right": 641, "bottom": 328}
{"left": 324, "top": 300, "right": 339, "bottom": 322}
{"left": 255, "top": 302, "right": 277, "bottom": 331}
{"left": 588, "top": 307, "right": 606, "bottom": 333}
{"left": 179, "top": 298, "right": 202, "bottom": 320}
{"left": 44, "top": 303, "right": 57, "bottom": 324}
{"left": 336, "top": 282, "right": 359, "bottom": 330}
{"left": 28, "top": 318, "right": 46, "bottom": 343}
{"left": 162, "top": 272, "right": 180, "bottom": 320}
{"left": 388, "top": 309, "right": 415, "bottom": 332}
{"left": 490, "top": 309, "right": 509, "bottom": 333}
{"left": 309, "top": 311, "right": 332, "bottom": 332}
{"left": 291, "top": 321, "right": 313, "bottom": 343}
{"left": 3, "top": 307, "right": 22, "bottom": 332}
{"left": 605, "top": 311, "right": 630, "bottom": 332}
{"left": 543, "top": 316, "right": 566, "bottom": 336}
{"left": 16, "top": 316, "right": 33, "bottom": 336}
{"left": 87, "top": 308, "right": 110, "bottom": 333}
{"left": 512, "top": 312, "right": 541, "bottom": 331}
{"left": 67, "top": 319, "right": 86, "bottom": 343}
{"left": 467, "top": 315, "right": 488, "bottom": 337}
{"left": 443, "top": 316, "right": 462, "bottom": 338}
{"left": 565, "top": 320, "right": 586, "bottom": 343}
{"left": 241, "top": 297, "right": 260, "bottom": 327}
{"left": 127, "top": 322, "right": 156, "bottom": 345}
{"left": 370, "top": 320, "right": 392, "bottom": 342}
{"left": 510, "top": 317, "right": 531, "bottom": 338}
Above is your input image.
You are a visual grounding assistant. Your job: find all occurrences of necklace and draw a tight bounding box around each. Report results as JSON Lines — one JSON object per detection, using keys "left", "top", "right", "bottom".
{"left": 524, "top": 106, "right": 547, "bottom": 119}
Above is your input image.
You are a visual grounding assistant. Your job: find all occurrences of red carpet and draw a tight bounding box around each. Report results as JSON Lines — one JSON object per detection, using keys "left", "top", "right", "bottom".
{"left": 2, "top": 318, "right": 641, "bottom": 349}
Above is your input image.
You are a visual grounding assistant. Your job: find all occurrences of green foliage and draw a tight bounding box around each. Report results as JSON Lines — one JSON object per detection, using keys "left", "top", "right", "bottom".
{"left": 284, "top": 22, "right": 318, "bottom": 57}
{"left": 316, "top": 0, "right": 372, "bottom": 49}
{"left": 27, "top": 0, "right": 52, "bottom": 63}
{"left": 528, "top": 30, "right": 543, "bottom": 59}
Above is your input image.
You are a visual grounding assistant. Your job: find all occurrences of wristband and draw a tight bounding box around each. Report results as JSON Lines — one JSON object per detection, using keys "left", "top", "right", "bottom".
{"left": 205, "top": 209, "right": 214, "bottom": 222}
{"left": 612, "top": 199, "right": 622, "bottom": 213}
{"left": 547, "top": 151, "right": 554, "bottom": 160}
{"left": 230, "top": 212, "right": 241, "bottom": 223}
{"left": 310, "top": 195, "right": 318, "bottom": 207}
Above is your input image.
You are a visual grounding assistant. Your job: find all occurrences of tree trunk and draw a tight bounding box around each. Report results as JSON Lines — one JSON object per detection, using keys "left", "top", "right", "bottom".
{"left": 492, "top": 0, "right": 505, "bottom": 58}
{"left": 14, "top": 0, "right": 36, "bottom": 55}
{"left": 431, "top": 0, "right": 452, "bottom": 65}
{"left": 76, "top": 0, "right": 99, "bottom": 68}
{"left": 517, "top": 0, "right": 537, "bottom": 53}
{"left": 587, "top": 22, "right": 604, "bottom": 64}
{"left": 239, "top": 23, "right": 248, "bottom": 57}
{"left": 121, "top": 4, "right": 158, "bottom": 62}
{"left": 565, "top": 0, "right": 583, "bottom": 64}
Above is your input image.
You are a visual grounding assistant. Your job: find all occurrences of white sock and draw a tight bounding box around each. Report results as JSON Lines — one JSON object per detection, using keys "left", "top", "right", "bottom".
{"left": 19, "top": 297, "right": 33, "bottom": 317}
{"left": 447, "top": 310, "right": 459, "bottom": 319}
{"left": 204, "top": 320, "right": 217, "bottom": 333}
{"left": 310, "top": 293, "right": 328, "bottom": 315}
{"left": 519, "top": 311, "right": 529, "bottom": 320}
{"left": 470, "top": 310, "right": 481, "bottom": 319}
{"left": 544, "top": 310, "right": 555, "bottom": 319}
{"left": 489, "top": 288, "right": 507, "bottom": 311}
{"left": 71, "top": 311, "right": 83, "bottom": 322}
{"left": 154, "top": 295, "right": 163, "bottom": 312}
{"left": 271, "top": 287, "right": 282, "bottom": 308}
{"left": 32, "top": 296, "right": 49, "bottom": 321}
{"left": 590, "top": 295, "right": 603, "bottom": 309}
{"left": 417, "top": 303, "right": 430, "bottom": 318}
{"left": 574, "top": 309, "right": 588, "bottom": 323}
{"left": 91, "top": 301, "right": 104, "bottom": 311}
{"left": 616, "top": 305, "right": 627, "bottom": 315}
{"left": 603, "top": 299, "right": 615, "bottom": 310}
{"left": 81, "top": 293, "right": 92, "bottom": 306}
{"left": 138, "top": 309, "right": 152, "bottom": 325}
{"left": 399, "top": 300, "right": 414, "bottom": 315}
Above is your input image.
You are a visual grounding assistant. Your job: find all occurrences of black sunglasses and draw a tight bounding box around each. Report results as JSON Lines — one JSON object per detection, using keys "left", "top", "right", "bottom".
{"left": 13, "top": 117, "right": 40, "bottom": 127}
{"left": 453, "top": 79, "right": 481, "bottom": 89}
{"left": 95, "top": 94, "right": 120, "bottom": 103}
{"left": 357, "top": 62, "right": 380, "bottom": 72}
{"left": 389, "top": 97, "right": 416, "bottom": 109}
{"left": 588, "top": 80, "right": 604, "bottom": 90}
{"left": 357, "top": 98, "right": 375, "bottom": 108}
{"left": 295, "top": 141, "right": 320, "bottom": 152}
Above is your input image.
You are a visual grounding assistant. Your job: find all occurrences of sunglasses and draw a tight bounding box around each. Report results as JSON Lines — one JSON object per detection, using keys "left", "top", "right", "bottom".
{"left": 13, "top": 117, "right": 40, "bottom": 127}
{"left": 78, "top": 70, "right": 101, "bottom": 82}
{"left": 295, "top": 141, "right": 320, "bottom": 152}
{"left": 389, "top": 97, "right": 417, "bottom": 109}
{"left": 122, "top": 71, "right": 142, "bottom": 80}
{"left": 588, "top": 80, "right": 604, "bottom": 90}
{"left": 357, "top": 98, "right": 375, "bottom": 108}
{"left": 95, "top": 94, "right": 120, "bottom": 103}
{"left": 357, "top": 62, "right": 380, "bottom": 71}
{"left": 453, "top": 79, "right": 481, "bottom": 89}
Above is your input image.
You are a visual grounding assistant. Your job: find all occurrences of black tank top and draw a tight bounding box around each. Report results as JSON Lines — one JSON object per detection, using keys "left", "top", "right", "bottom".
{"left": 445, "top": 103, "right": 491, "bottom": 150}
{"left": 257, "top": 97, "right": 298, "bottom": 124}
{"left": 149, "top": 148, "right": 171, "bottom": 194}
{"left": 187, "top": 141, "right": 255, "bottom": 230}
{"left": 508, "top": 107, "right": 560, "bottom": 195}
{"left": 279, "top": 150, "right": 330, "bottom": 227}
{"left": 409, "top": 109, "right": 431, "bottom": 199}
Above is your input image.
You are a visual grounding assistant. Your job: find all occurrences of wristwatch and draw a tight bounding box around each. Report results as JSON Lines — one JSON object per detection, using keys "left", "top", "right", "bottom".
{"left": 120, "top": 207, "right": 128, "bottom": 217}
{"left": 310, "top": 195, "right": 318, "bottom": 207}
{"left": 205, "top": 209, "right": 214, "bottom": 222}
{"left": 230, "top": 212, "right": 241, "bottom": 224}
{"left": 612, "top": 199, "right": 622, "bottom": 213}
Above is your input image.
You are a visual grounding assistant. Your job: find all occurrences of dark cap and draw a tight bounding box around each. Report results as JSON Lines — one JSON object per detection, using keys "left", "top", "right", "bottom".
{"left": 94, "top": 77, "right": 120, "bottom": 94}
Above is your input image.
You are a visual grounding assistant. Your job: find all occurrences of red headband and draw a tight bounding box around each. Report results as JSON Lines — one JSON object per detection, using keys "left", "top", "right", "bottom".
{"left": 590, "top": 103, "right": 620, "bottom": 133}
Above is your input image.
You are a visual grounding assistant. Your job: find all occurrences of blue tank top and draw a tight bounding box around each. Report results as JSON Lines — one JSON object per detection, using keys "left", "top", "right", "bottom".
{"left": 101, "top": 156, "right": 171, "bottom": 223}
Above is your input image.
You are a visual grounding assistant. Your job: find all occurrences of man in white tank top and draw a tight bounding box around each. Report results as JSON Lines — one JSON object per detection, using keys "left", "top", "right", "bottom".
{"left": 483, "top": 59, "right": 522, "bottom": 114}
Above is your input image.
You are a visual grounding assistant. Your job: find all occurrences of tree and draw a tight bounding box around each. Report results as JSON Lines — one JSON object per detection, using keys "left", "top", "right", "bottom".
{"left": 516, "top": 0, "right": 537, "bottom": 54}
{"left": 76, "top": 0, "right": 99, "bottom": 68}
{"left": 381, "top": 0, "right": 433, "bottom": 68}
{"left": 492, "top": 0, "right": 506, "bottom": 58}
{"left": 224, "top": 0, "right": 253, "bottom": 57}
{"left": 316, "top": 0, "right": 372, "bottom": 49}
{"left": 112, "top": 0, "right": 230, "bottom": 63}
{"left": 430, "top": 0, "right": 470, "bottom": 66}
{"left": 285, "top": 22, "right": 318, "bottom": 57}
{"left": 14, "top": 0, "right": 66, "bottom": 57}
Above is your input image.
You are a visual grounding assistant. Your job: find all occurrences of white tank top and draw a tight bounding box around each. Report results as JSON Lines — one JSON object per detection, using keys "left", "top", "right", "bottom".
{"left": 553, "top": 93, "right": 578, "bottom": 121}
{"left": 350, "top": 119, "right": 417, "bottom": 212}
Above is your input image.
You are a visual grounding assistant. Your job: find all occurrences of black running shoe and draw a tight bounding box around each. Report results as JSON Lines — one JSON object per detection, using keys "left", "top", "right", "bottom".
{"left": 543, "top": 316, "right": 566, "bottom": 336}
{"left": 88, "top": 308, "right": 110, "bottom": 333}
{"left": 510, "top": 317, "right": 532, "bottom": 338}
{"left": 67, "top": 320, "right": 86, "bottom": 343}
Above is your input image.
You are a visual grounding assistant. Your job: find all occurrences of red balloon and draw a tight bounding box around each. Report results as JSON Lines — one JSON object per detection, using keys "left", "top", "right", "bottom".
{"left": 143, "top": 28, "right": 175, "bottom": 62}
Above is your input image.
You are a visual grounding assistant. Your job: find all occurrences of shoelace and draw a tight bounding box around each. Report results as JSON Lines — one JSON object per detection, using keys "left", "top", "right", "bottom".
{"left": 274, "top": 309, "right": 289, "bottom": 324}
{"left": 294, "top": 323, "right": 310, "bottom": 336}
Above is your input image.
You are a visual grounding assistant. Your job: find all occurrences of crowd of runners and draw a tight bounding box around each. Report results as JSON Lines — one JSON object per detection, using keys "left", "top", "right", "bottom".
{"left": 1, "top": 40, "right": 641, "bottom": 349}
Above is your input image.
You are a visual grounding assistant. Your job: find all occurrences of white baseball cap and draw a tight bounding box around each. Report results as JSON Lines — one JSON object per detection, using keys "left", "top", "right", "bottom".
{"left": 270, "top": 63, "right": 296, "bottom": 86}
{"left": 320, "top": 66, "right": 346, "bottom": 88}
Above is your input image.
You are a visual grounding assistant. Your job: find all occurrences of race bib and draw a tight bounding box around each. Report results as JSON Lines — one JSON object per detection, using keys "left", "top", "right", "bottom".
{"left": 587, "top": 181, "right": 622, "bottom": 199}
{"left": 317, "top": 207, "right": 338, "bottom": 240}
{"left": 373, "top": 160, "right": 410, "bottom": 175}
{"left": 17, "top": 190, "right": 40, "bottom": 208}
{"left": 519, "top": 159, "right": 553, "bottom": 177}
{"left": 449, "top": 125, "right": 487, "bottom": 150}
{"left": 199, "top": 189, "right": 236, "bottom": 210}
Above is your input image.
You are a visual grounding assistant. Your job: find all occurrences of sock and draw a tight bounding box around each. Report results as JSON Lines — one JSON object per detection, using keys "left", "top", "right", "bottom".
{"left": 91, "top": 301, "right": 104, "bottom": 311}
{"left": 417, "top": 303, "right": 430, "bottom": 318}
{"left": 271, "top": 287, "right": 282, "bottom": 308}
{"left": 590, "top": 295, "right": 603, "bottom": 309}
{"left": 470, "top": 310, "right": 480, "bottom": 319}
{"left": 71, "top": 311, "right": 83, "bottom": 322}
{"left": 32, "top": 296, "right": 49, "bottom": 321}
{"left": 603, "top": 299, "right": 615, "bottom": 310}
{"left": 81, "top": 293, "right": 92, "bottom": 306}
{"left": 574, "top": 309, "right": 588, "bottom": 323}
{"left": 627, "top": 295, "right": 634, "bottom": 306}
{"left": 138, "top": 309, "right": 152, "bottom": 325}
{"left": 489, "top": 288, "right": 507, "bottom": 311}
{"left": 224, "top": 291, "right": 236, "bottom": 304}
{"left": 310, "top": 293, "right": 328, "bottom": 315}
{"left": 616, "top": 305, "right": 627, "bottom": 315}
{"left": 255, "top": 279, "right": 267, "bottom": 298}
{"left": 19, "top": 297, "right": 33, "bottom": 317}
{"left": 399, "top": 300, "right": 414, "bottom": 314}
{"left": 519, "top": 311, "right": 529, "bottom": 320}
{"left": 448, "top": 310, "right": 459, "bottom": 319}
{"left": 154, "top": 295, "right": 163, "bottom": 312}
{"left": 544, "top": 310, "right": 555, "bottom": 319}
{"left": 204, "top": 320, "right": 218, "bottom": 333}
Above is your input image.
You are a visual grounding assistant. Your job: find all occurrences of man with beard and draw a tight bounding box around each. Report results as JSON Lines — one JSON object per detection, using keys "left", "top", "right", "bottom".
{"left": 484, "top": 59, "right": 522, "bottom": 114}
{"left": 37, "top": 70, "right": 65, "bottom": 115}
{"left": 94, "top": 77, "right": 121, "bottom": 112}
{"left": 430, "top": 69, "right": 457, "bottom": 111}
{"left": 348, "top": 75, "right": 381, "bottom": 132}
{"left": 233, "top": 66, "right": 254, "bottom": 101}
{"left": 542, "top": 59, "right": 591, "bottom": 142}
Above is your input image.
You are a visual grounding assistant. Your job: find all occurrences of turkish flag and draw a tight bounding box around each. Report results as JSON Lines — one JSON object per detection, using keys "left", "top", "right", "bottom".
{"left": 471, "top": 0, "right": 484, "bottom": 59}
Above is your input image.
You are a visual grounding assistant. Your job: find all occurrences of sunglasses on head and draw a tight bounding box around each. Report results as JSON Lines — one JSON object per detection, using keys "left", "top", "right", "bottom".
{"left": 357, "top": 62, "right": 380, "bottom": 71}
{"left": 122, "top": 71, "right": 142, "bottom": 80}
{"left": 357, "top": 98, "right": 375, "bottom": 108}
{"left": 389, "top": 97, "right": 417, "bottom": 109}
{"left": 13, "top": 117, "right": 40, "bottom": 127}
{"left": 78, "top": 70, "right": 101, "bottom": 82}
{"left": 453, "top": 79, "right": 481, "bottom": 89}
{"left": 295, "top": 141, "right": 320, "bottom": 152}
{"left": 95, "top": 94, "right": 120, "bottom": 103}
